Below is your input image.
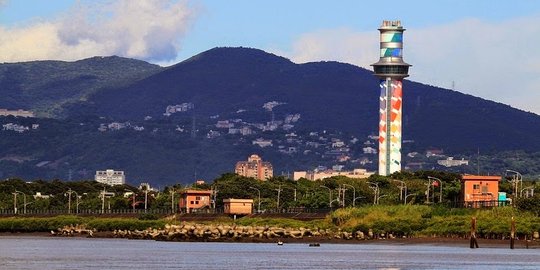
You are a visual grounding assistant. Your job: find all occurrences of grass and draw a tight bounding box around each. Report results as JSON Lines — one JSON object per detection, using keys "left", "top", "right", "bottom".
{"left": 1, "top": 206, "right": 539, "bottom": 239}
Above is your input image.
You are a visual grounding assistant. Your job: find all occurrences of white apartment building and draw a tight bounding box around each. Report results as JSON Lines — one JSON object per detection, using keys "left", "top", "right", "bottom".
{"left": 95, "top": 169, "right": 125, "bottom": 186}
{"left": 293, "top": 168, "right": 373, "bottom": 181}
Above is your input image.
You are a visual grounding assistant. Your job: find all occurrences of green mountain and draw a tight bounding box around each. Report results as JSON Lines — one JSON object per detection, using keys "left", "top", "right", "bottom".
{"left": 0, "top": 56, "right": 161, "bottom": 117}
{"left": 1, "top": 47, "right": 540, "bottom": 185}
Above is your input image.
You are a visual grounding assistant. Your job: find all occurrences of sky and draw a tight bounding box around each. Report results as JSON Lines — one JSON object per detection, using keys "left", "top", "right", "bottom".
{"left": 1, "top": 0, "right": 540, "bottom": 114}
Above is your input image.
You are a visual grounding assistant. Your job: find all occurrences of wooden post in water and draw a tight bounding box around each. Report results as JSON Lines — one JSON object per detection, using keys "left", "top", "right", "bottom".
{"left": 510, "top": 216, "right": 515, "bottom": 249}
{"left": 470, "top": 216, "right": 479, "bottom": 248}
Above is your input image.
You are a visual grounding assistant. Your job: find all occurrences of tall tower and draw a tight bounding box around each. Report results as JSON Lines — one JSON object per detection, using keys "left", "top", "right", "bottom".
{"left": 371, "top": 20, "right": 411, "bottom": 176}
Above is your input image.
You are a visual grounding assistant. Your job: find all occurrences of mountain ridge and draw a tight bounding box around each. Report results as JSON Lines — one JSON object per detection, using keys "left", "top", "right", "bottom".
{"left": 2, "top": 47, "right": 540, "bottom": 184}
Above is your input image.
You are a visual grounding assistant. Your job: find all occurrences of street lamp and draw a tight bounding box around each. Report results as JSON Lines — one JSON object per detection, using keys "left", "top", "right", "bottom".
{"left": 100, "top": 187, "right": 107, "bottom": 214}
{"left": 520, "top": 186, "right": 535, "bottom": 198}
{"left": 275, "top": 184, "right": 282, "bottom": 209}
{"left": 13, "top": 191, "right": 27, "bottom": 214}
{"left": 320, "top": 185, "right": 332, "bottom": 208}
{"left": 377, "top": 194, "right": 388, "bottom": 205}
{"left": 76, "top": 195, "right": 83, "bottom": 214}
{"left": 342, "top": 184, "right": 357, "bottom": 207}
{"left": 353, "top": 196, "right": 365, "bottom": 205}
{"left": 506, "top": 170, "right": 522, "bottom": 199}
{"left": 125, "top": 189, "right": 136, "bottom": 213}
{"left": 249, "top": 187, "right": 261, "bottom": 213}
{"left": 404, "top": 193, "right": 416, "bottom": 205}
{"left": 367, "top": 182, "right": 379, "bottom": 205}
{"left": 12, "top": 192, "right": 18, "bottom": 214}
{"left": 424, "top": 178, "right": 432, "bottom": 204}
{"left": 16, "top": 191, "right": 27, "bottom": 214}
{"left": 65, "top": 188, "right": 79, "bottom": 214}
{"left": 169, "top": 188, "right": 176, "bottom": 214}
{"left": 392, "top": 180, "right": 407, "bottom": 202}
{"left": 428, "top": 176, "right": 443, "bottom": 203}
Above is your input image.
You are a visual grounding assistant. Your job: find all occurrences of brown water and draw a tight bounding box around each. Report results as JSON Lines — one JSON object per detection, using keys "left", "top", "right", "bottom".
{"left": 0, "top": 236, "right": 539, "bottom": 269}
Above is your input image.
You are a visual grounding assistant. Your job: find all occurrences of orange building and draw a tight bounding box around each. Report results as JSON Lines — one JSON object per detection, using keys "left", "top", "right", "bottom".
{"left": 461, "top": 175, "right": 501, "bottom": 208}
{"left": 178, "top": 190, "right": 212, "bottom": 213}
{"left": 235, "top": 154, "right": 273, "bottom": 180}
{"left": 223, "top": 199, "right": 253, "bottom": 215}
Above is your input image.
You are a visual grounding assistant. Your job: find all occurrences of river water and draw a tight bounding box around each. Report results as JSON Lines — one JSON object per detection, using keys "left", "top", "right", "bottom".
{"left": 0, "top": 236, "right": 538, "bottom": 269}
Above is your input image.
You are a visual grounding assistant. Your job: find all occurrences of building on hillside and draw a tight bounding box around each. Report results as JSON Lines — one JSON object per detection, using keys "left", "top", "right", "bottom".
{"left": 95, "top": 169, "right": 125, "bottom": 186}
{"left": 252, "top": 138, "right": 273, "bottom": 148}
{"left": 293, "top": 168, "right": 373, "bottom": 181}
{"left": 461, "top": 175, "right": 502, "bottom": 208}
{"left": 0, "top": 109, "right": 34, "bottom": 117}
{"left": 178, "top": 190, "right": 213, "bottom": 213}
{"left": 437, "top": 157, "right": 469, "bottom": 167}
{"left": 223, "top": 198, "right": 253, "bottom": 215}
{"left": 235, "top": 154, "right": 273, "bottom": 180}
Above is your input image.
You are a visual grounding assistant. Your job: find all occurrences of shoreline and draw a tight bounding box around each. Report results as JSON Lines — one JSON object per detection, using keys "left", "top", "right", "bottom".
{"left": 1, "top": 232, "right": 536, "bottom": 249}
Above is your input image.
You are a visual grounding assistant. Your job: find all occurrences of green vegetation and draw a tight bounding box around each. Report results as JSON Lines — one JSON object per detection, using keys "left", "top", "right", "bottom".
{"left": 328, "top": 205, "right": 540, "bottom": 238}
{"left": 0, "top": 216, "right": 165, "bottom": 232}
{"left": 1, "top": 172, "right": 540, "bottom": 238}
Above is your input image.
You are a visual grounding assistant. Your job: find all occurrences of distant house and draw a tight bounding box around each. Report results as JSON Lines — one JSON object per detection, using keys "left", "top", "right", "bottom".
{"left": 426, "top": 149, "right": 445, "bottom": 157}
{"left": 216, "top": 120, "right": 234, "bottom": 129}
{"left": 223, "top": 198, "right": 253, "bottom": 215}
{"left": 437, "top": 157, "right": 469, "bottom": 167}
{"left": 0, "top": 109, "right": 34, "bottom": 117}
{"left": 178, "top": 190, "right": 213, "bottom": 213}
{"left": 252, "top": 138, "right": 273, "bottom": 148}
{"left": 363, "top": 146, "right": 377, "bottom": 154}
{"left": 461, "top": 175, "right": 502, "bottom": 208}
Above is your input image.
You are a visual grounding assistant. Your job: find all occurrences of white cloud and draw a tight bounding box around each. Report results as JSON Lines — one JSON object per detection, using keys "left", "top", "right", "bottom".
{"left": 282, "top": 15, "right": 540, "bottom": 115}
{"left": 0, "top": 0, "right": 196, "bottom": 63}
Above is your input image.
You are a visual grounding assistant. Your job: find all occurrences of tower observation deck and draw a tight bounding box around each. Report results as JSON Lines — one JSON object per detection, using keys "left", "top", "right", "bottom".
{"left": 371, "top": 20, "right": 411, "bottom": 176}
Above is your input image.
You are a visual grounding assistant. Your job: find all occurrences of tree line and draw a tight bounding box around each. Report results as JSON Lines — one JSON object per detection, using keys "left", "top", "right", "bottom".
{"left": 1, "top": 170, "right": 538, "bottom": 215}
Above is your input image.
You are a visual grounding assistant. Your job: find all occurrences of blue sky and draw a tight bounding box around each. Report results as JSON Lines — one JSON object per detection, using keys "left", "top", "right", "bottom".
{"left": 1, "top": 0, "right": 540, "bottom": 114}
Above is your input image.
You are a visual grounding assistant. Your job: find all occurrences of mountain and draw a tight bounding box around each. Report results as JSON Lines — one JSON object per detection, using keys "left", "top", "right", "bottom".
{"left": 2, "top": 47, "right": 540, "bottom": 184}
{"left": 0, "top": 56, "right": 162, "bottom": 117}
{"left": 77, "top": 47, "right": 540, "bottom": 153}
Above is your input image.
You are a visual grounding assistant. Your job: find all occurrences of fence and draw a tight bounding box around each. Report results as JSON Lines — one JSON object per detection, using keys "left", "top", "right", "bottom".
{"left": 0, "top": 206, "right": 333, "bottom": 217}
{"left": 0, "top": 208, "right": 177, "bottom": 216}
{"left": 445, "top": 200, "right": 511, "bottom": 209}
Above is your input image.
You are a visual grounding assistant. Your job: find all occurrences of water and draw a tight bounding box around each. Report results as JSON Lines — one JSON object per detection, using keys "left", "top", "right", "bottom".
{"left": 0, "top": 236, "right": 539, "bottom": 269}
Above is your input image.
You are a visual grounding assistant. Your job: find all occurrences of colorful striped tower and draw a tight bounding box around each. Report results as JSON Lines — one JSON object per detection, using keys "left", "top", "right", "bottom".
{"left": 371, "top": 20, "right": 411, "bottom": 176}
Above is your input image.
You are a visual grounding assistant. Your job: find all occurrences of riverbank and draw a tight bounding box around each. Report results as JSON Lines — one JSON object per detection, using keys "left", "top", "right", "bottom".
{"left": 0, "top": 232, "right": 533, "bottom": 249}
{"left": 1, "top": 230, "right": 535, "bottom": 249}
